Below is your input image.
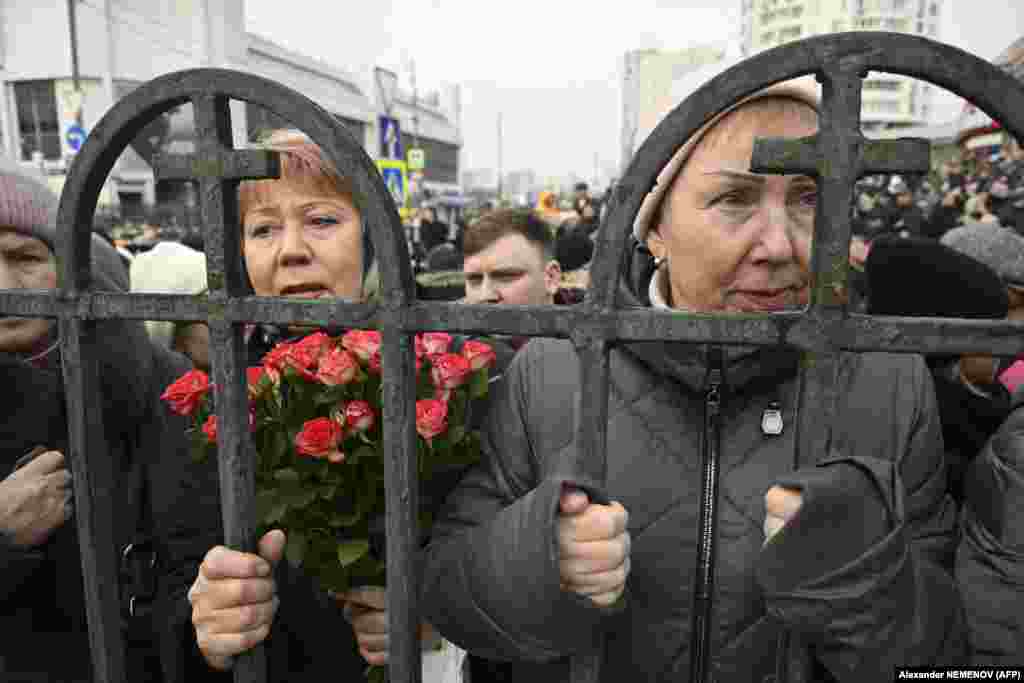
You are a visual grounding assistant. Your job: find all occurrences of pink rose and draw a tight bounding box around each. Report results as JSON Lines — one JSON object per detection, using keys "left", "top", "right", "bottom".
{"left": 161, "top": 369, "right": 211, "bottom": 416}
{"left": 294, "top": 417, "right": 344, "bottom": 459}
{"left": 430, "top": 353, "right": 472, "bottom": 390}
{"left": 202, "top": 414, "right": 217, "bottom": 443}
{"left": 461, "top": 340, "right": 497, "bottom": 372}
{"left": 344, "top": 400, "right": 376, "bottom": 433}
{"left": 263, "top": 341, "right": 317, "bottom": 382}
{"left": 416, "top": 399, "right": 448, "bottom": 442}
{"left": 341, "top": 329, "right": 382, "bottom": 362}
{"left": 292, "top": 332, "right": 332, "bottom": 363}
{"left": 420, "top": 332, "right": 453, "bottom": 358}
{"left": 316, "top": 347, "right": 360, "bottom": 386}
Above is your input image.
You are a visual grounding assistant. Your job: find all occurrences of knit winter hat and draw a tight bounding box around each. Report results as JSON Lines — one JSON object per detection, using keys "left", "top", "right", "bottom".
{"left": 941, "top": 222, "right": 1024, "bottom": 287}
{"left": 130, "top": 241, "right": 208, "bottom": 348}
{"left": 632, "top": 77, "right": 820, "bottom": 244}
{"left": 0, "top": 154, "right": 129, "bottom": 292}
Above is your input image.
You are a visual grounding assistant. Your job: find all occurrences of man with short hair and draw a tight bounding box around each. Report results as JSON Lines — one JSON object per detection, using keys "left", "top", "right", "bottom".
{"left": 462, "top": 208, "right": 561, "bottom": 307}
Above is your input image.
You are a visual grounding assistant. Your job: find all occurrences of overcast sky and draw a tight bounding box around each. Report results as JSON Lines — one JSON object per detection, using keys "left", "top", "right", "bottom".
{"left": 245, "top": 0, "right": 1024, "bottom": 184}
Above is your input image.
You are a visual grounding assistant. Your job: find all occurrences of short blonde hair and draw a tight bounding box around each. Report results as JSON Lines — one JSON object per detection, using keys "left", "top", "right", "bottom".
{"left": 239, "top": 129, "right": 357, "bottom": 220}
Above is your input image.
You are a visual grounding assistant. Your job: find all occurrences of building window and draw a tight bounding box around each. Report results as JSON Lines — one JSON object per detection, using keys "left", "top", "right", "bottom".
{"left": 762, "top": 31, "right": 776, "bottom": 43}
{"left": 929, "top": 2, "right": 939, "bottom": 16}
{"left": 833, "top": 19, "right": 847, "bottom": 31}
{"left": 14, "top": 80, "right": 60, "bottom": 161}
{"left": 864, "top": 79, "right": 902, "bottom": 91}
{"left": 892, "top": 0, "right": 906, "bottom": 9}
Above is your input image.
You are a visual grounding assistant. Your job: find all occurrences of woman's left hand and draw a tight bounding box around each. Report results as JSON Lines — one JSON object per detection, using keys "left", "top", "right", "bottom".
{"left": 763, "top": 486, "right": 803, "bottom": 545}
{"left": 334, "top": 585, "right": 442, "bottom": 666}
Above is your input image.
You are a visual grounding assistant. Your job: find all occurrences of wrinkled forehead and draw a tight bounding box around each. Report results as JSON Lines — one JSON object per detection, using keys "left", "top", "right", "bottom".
{"left": 239, "top": 174, "right": 359, "bottom": 218}
{"left": 688, "top": 97, "right": 819, "bottom": 169}
{"left": 463, "top": 233, "right": 547, "bottom": 272}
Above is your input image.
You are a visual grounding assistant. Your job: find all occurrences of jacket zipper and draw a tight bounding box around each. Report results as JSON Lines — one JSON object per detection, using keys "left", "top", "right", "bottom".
{"left": 690, "top": 348, "right": 724, "bottom": 683}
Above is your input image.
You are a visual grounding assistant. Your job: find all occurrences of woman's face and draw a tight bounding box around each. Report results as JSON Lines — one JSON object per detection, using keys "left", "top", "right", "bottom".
{"left": 242, "top": 178, "right": 363, "bottom": 301}
{"left": 0, "top": 230, "right": 58, "bottom": 351}
{"left": 647, "top": 100, "right": 818, "bottom": 313}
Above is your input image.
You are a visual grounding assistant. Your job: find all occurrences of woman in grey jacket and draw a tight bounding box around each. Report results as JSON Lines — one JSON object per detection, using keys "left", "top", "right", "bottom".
{"left": 420, "top": 80, "right": 967, "bottom": 681}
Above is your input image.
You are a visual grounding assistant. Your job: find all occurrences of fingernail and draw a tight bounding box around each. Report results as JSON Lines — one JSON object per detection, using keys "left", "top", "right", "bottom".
{"left": 257, "top": 562, "right": 271, "bottom": 576}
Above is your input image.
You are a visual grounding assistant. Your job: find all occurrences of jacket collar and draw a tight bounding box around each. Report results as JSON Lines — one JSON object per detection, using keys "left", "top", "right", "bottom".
{"left": 619, "top": 270, "right": 800, "bottom": 394}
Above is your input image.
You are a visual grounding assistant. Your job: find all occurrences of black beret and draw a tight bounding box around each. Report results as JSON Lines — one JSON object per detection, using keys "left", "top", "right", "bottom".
{"left": 866, "top": 235, "right": 1009, "bottom": 319}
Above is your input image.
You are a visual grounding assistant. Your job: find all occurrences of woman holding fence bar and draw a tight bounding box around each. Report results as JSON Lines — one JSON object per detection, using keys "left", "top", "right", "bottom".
{"left": 0, "top": 157, "right": 195, "bottom": 682}
{"left": 417, "top": 80, "right": 967, "bottom": 681}
{"left": 161, "top": 129, "right": 466, "bottom": 682}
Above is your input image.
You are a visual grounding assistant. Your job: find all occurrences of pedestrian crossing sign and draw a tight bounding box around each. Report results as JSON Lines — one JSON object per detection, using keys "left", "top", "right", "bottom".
{"left": 376, "top": 159, "right": 408, "bottom": 210}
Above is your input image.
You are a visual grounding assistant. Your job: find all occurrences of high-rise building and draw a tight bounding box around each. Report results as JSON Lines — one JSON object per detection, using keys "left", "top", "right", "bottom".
{"left": 620, "top": 45, "right": 728, "bottom": 173}
{"left": 739, "top": 0, "right": 943, "bottom": 131}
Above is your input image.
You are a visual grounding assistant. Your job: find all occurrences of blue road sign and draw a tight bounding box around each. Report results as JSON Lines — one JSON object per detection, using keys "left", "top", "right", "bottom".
{"left": 379, "top": 115, "right": 403, "bottom": 160}
{"left": 65, "top": 124, "right": 87, "bottom": 152}
{"left": 377, "top": 159, "right": 407, "bottom": 208}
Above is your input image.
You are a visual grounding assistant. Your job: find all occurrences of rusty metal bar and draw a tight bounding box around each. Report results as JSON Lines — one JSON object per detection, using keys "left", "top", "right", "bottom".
{"left": 381, "top": 326, "right": 423, "bottom": 683}
{"left": 59, "top": 318, "right": 126, "bottom": 683}
{"left": 189, "top": 92, "right": 269, "bottom": 683}
{"left": 568, "top": 324, "right": 612, "bottom": 683}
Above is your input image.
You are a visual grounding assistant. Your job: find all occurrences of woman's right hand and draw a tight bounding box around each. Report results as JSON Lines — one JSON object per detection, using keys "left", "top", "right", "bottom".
{"left": 189, "top": 530, "right": 285, "bottom": 671}
{"left": 0, "top": 449, "right": 72, "bottom": 548}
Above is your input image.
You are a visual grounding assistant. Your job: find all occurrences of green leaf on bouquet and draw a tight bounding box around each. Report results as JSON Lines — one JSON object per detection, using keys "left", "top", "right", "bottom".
{"left": 313, "top": 387, "right": 344, "bottom": 407}
{"left": 470, "top": 369, "right": 489, "bottom": 399}
{"left": 349, "top": 445, "right": 377, "bottom": 464}
{"left": 285, "top": 530, "right": 307, "bottom": 568}
{"left": 447, "top": 425, "right": 466, "bottom": 446}
{"left": 337, "top": 539, "right": 370, "bottom": 567}
{"left": 273, "top": 468, "right": 301, "bottom": 484}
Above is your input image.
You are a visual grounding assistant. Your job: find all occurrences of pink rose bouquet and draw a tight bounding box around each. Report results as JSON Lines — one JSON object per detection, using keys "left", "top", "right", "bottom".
{"left": 163, "top": 330, "right": 495, "bottom": 680}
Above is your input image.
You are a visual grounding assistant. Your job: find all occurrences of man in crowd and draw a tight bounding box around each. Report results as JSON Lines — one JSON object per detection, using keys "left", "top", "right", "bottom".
{"left": 463, "top": 208, "right": 562, "bottom": 309}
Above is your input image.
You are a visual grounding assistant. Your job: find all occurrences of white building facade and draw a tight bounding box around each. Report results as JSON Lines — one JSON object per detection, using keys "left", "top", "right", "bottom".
{"left": 0, "top": 0, "right": 460, "bottom": 216}
{"left": 619, "top": 45, "right": 727, "bottom": 174}
{"left": 739, "top": 0, "right": 944, "bottom": 130}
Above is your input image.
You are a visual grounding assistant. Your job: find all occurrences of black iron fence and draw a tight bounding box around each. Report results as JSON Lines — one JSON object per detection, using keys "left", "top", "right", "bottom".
{"left": 2, "top": 31, "right": 1022, "bottom": 683}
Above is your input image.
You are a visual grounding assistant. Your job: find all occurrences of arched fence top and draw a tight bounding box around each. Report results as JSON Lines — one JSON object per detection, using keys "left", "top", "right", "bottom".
{"left": 594, "top": 31, "right": 1024, "bottom": 313}
{"left": 56, "top": 67, "right": 413, "bottom": 307}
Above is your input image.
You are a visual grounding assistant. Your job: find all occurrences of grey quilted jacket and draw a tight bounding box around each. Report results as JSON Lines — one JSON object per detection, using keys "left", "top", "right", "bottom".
{"left": 421, "top": 336, "right": 967, "bottom": 682}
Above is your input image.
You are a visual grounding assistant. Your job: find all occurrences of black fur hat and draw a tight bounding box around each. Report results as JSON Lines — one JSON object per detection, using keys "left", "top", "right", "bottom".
{"left": 866, "top": 235, "right": 1009, "bottom": 319}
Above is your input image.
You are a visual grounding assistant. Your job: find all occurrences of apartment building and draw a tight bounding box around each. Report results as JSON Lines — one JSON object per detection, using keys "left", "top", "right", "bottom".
{"left": 740, "top": 0, "right": 943, "bottom": 130}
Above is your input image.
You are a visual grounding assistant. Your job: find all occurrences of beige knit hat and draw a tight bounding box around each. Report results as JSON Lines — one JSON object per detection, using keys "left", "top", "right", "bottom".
{"left": 632, "top": 77, "right": 821, "bottom": 244}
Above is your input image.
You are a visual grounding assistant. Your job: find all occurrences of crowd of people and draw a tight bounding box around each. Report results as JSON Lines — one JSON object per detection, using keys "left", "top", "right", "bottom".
{"left": 2, "top": 74, "right": 1024, "bottom": 683}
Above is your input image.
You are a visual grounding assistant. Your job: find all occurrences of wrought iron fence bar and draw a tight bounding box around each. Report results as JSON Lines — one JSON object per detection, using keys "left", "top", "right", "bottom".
{"left": 9, "top": 293, "right": 1024, "bottom": 358}
{"left": 567, "top": 329, "right": 612, "bottom": 683}
{"left": 186, "top": 91, "right": 269, "bottom": 683}
{"left": 60, "top": 317, "right": 126, "bottom": 683}
{"left": 381, "top": 325, "right": 423, "bottom": 683}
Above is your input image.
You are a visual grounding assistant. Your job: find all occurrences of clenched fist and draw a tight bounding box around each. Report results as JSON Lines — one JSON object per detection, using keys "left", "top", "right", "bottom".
{"left": 0, "top": 448, "right": 72, "bottom": 548}
{"left": 557, "top": 484, "right": 630, "bottom": 607}
{"left": 189, "top": 529, "right": 284, "bottom": 671}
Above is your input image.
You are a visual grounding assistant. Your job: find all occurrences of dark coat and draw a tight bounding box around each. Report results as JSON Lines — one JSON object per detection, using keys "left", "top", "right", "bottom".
{"left": 421, "top": 329, "right": 966, "bottom": 680}
{"left": 0, "top": 319, "right": 197, "bottom": 682}
{"left": 956, "top": 399, "right": 1024, "bottom": 664}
